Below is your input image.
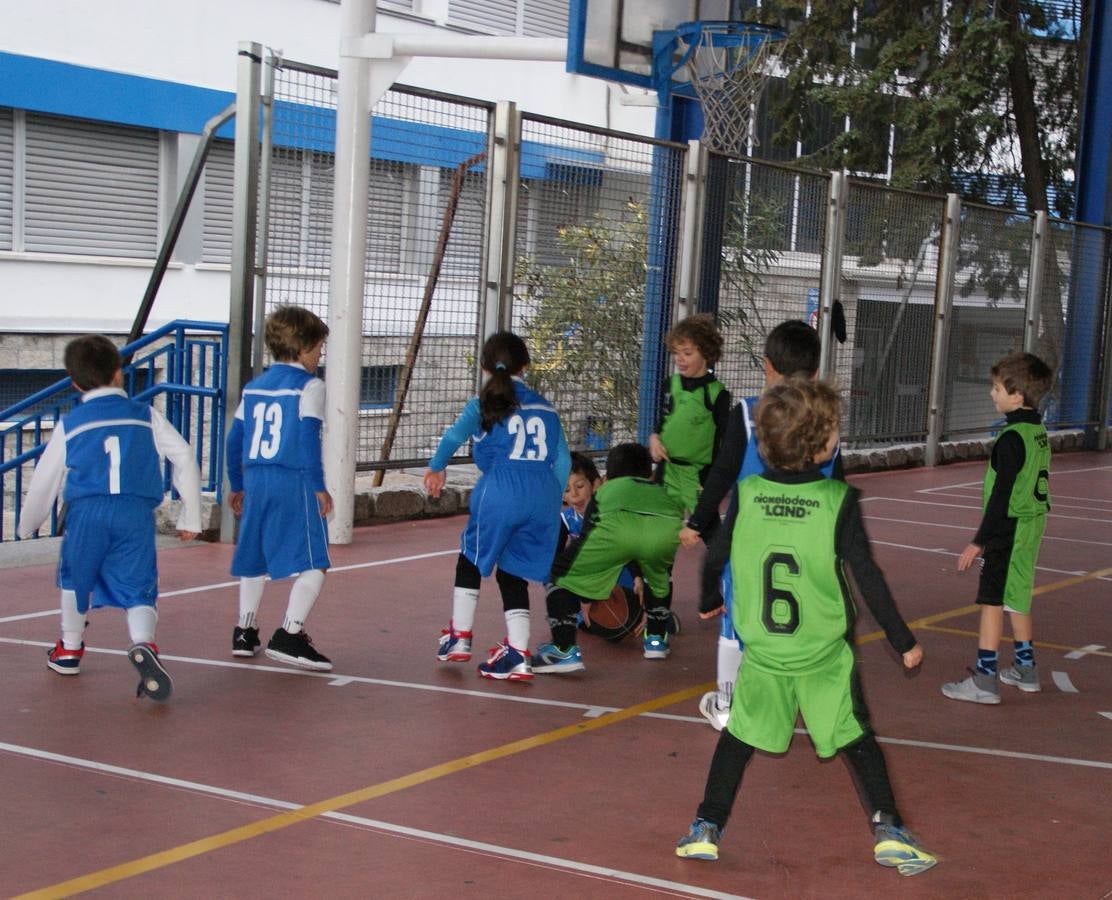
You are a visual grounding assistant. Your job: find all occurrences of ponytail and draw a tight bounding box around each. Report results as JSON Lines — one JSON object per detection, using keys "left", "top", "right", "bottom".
{"left": 478, "top": 331, "right": 530, "bottom": 431}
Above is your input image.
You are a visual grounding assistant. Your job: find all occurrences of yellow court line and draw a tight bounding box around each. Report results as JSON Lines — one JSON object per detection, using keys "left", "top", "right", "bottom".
{"left": 16, "top": 682, "right": 711, "bottom": 899}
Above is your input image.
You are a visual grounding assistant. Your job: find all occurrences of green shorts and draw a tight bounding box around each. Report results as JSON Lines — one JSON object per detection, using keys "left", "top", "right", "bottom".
{"left": 661, "top": 461, "right": 701, "bottom": 516}
{"left": 977, "top": 517, "right": 1045, "bottom": 615}
{"left": 726, "top": 642, "right": 870, "bottom": 759}
{"left": 555, "top": 510, "right": 680, "bottom": 600}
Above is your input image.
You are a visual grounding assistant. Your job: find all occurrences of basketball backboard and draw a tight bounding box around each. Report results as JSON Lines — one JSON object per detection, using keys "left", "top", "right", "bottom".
{"left": 566, "top": 0, "right": 743, "bottom": 90}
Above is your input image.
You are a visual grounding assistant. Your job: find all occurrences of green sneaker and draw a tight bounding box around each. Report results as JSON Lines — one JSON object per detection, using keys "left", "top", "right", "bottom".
{"left": 874, "top": 823, "right": 937, "bottom": 876}
{"left": 676, "top": 818, "right": 720, "bottom": 860}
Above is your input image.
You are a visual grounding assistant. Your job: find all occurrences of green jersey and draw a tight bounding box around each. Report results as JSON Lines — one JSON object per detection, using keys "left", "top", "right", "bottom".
{"left": 730, "top": 475, "right": 853, "bottom": 674}
{"left": 658, "top": 373, "right": 725, "bottom": 466}
{"left": 983, "top": 420, "right": 1051, "bottom": 518}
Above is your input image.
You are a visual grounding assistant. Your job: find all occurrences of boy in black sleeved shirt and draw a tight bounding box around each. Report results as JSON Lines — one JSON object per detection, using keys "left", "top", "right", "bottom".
{"left": 942, "top": 351, "right": 1053, "bottom": 704}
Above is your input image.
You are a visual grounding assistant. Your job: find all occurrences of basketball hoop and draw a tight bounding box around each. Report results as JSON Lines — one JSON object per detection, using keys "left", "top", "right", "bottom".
{"left": 672, "top": 22, "right": 784, "bottom": 156}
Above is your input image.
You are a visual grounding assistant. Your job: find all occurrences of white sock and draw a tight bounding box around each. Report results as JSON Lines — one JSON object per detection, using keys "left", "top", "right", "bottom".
{"left": 505, "top": 608, "right": 530, "bottom": 652}
{"left": 282, "top": 569, "right": 325, "bottom": 634}
{"left": 717, "top": 635, "right": 744, "bottom": 710}
{"left": 238, "top": 576, "right": 266, "bottom": 629}
{"left": 127, "top": 605, "right": 159, "bottom": 645}
{"left": 60, "top": 590, "right": 87, "bottom": 650}
{"left": 451, "top": 587, "right": 480, "bottom": 633}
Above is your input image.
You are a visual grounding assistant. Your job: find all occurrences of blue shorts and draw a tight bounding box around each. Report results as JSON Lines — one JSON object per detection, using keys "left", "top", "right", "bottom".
{"left": 461, "top": 467, "right": 562, "bottom": 583}
{"left": 231, "top": 467, "right": 331, "bottom": 580}
{"left": 58, "top": 495, "right": 158, "bottom": 612}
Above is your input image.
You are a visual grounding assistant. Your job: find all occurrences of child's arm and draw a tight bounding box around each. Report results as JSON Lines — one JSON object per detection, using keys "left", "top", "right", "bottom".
{"left": 960, "top": 430, "right": 1025, "bottom": 570}
{"left": 424, "top": 399, "right": 481, "bottom": 496}
{"left": 837, "top": 488, "right": 919, "bottom": 661}
{"left": 16, "top": 426, "right": 68, "bottom": 539}
{"left": 649, "top": 376, "right": 672, "bottom": 462}
{"left": 298, "top": 377, "right": 331, "bottom": 517}
{"left": 696, "top": 487, "right": 739, "bottom": 618}
{"left": 150, "top": 408, "right": 203, "bottom": 539}
{"left": 225, "top": 401, "right": 245, "bottom": 514}
{"left": 551, "top": 418, "right": 572, "bottom": 493}
{"left": 683, "top": 400, "right": 749, "bottom": 545}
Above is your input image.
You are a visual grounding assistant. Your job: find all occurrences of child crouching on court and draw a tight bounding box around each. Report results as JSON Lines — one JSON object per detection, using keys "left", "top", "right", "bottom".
{"left": 675, "top": 379, "right": 936, "bottom": 877}
{"left": 18, "top": 335, "right": 202, "bottom": 701}
{"left": 533, "top": 442, "right": 685, "bottom": 672}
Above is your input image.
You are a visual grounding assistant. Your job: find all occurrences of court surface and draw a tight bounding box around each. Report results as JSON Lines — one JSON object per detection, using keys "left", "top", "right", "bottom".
{"left": 1, "top": 452, "right": 1110, "bottom": 899}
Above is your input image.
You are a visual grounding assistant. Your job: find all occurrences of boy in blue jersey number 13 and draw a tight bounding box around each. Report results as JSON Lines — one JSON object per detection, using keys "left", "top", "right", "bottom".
{"left": 425, "top": 331, "right": 570, "bottom": 682}
{"left": 226, "top": 306, "right": 334, "bottom": 671}
{"left": 19, "top": 335, "right": 202, "bottom": 701}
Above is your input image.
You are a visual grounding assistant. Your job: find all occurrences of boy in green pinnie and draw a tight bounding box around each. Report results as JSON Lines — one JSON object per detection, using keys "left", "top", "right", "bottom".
{"left": 942, "top": 351, "right": 1054, "bottom": 704}
{"left": 533, "top": 442, "right": 685, "bottom": 669}
{"left": 649, "top": 314, "right": 730, "bottom": 522}
{"left": 675, "top": 378, "right": 935, "bottom": 877}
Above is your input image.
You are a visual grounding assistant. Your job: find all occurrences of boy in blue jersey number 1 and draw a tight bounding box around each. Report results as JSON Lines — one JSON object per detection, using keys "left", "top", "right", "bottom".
{"left": 425, "top": 331, "right": 570, "bottom": 681}
{"left": 675, "top": 379, "right": 936, "bottom": 877}
{"left": 226, "top": 306, "right": 334, "bottom": 671}
{"left": 19, "top": 335, "right": 202, "bottom": 701}
{"left": 942, "top": 351, "right": 1053, "bottom": 704}
{"left": 679, "top": 320, "right": 841, "bottom": 730}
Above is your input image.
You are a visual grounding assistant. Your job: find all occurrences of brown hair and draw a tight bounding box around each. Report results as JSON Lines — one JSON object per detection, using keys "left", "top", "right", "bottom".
{"left": 265, "top": 306, "right": 330, "bottom": 362}
{"left": 64, "top": 335, "right": 121, "bottom": 391}
{"left": 665, "top": 313, "right": 724, "bottom": 367}
{"left": 478, "top": 331, "right": 530, "bottom": 431}
{"left": 991, "top": 351, "right": 1053, "bottom": 409}
{"left": 755, "top": 378, "right": 842, "bottom": 471}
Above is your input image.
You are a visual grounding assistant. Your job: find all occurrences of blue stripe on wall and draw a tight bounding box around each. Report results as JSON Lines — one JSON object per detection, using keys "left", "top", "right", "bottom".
{"left": 0, "top": 51, "right": 604, "bottom": 175}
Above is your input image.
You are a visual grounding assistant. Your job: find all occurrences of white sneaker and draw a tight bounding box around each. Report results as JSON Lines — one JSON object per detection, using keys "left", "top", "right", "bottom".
{"left": 698, "top": 691, "right": 729, "bottom": 731}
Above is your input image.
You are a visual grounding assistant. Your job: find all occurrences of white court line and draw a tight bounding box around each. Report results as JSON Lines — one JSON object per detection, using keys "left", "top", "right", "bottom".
{"left": 864, "top": 514, "right": 1112, "bottom": 548}
{"left": 861, "top": 496, "right": 1112, "bottom": 525}
{"left": 916, "top": 464, "right": 1112, "bottom": 496}
{"left": 1053, "top": 671, "right": 1080, "bottom": 693}
{"left": 910, "top": 490, "right": 1112, "bottom": 513}
{"left": 868, "top": 541, "right": 1112, "bottom": 581}
{"left": 1065, "top": 645, "right": 1106, "bottom": 660}
{"left": 0, "top": 610, "right": 58, "bottom": 624}
{"left": 0, "top": 741, "right": 749, "bottom": 900}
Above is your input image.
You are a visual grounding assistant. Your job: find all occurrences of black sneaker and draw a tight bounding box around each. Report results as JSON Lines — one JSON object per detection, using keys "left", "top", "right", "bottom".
{"left": 233, "top": 626, "right": 261, "bottom": 657}
{"left": 264, "top": 628, "right": 332, "bottom": 671}
{"left": 127, "top": 642, "right": 173, "bottom": 702}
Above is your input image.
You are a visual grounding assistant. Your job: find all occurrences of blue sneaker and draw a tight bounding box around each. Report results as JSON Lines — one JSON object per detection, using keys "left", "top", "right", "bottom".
{"left": 478, "top": 641, "right": 533, "bottom": 681}
{"left": 436, "top": 625, "right": 473, "bottom": 662}
{"left": 675, "top": 818, "right": 720, "bottom": 860}
{"left": 531, "top": 643, "right": 585, "bottom": 674}
{"left": 643, "top": 632, "right": 670, "bottom": 659}
{"left": 874, "top": 823, "right": 937, "bottom": 876}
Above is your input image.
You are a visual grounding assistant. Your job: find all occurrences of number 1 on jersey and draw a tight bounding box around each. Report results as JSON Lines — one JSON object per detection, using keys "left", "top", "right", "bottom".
{"left": 103, "top": 435, "right": 121, "bottom": 494}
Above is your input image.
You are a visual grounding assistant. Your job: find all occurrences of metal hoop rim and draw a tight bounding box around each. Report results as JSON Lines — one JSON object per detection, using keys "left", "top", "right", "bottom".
{"left": 673, "top": 21, "right": 787, "bottom": 49}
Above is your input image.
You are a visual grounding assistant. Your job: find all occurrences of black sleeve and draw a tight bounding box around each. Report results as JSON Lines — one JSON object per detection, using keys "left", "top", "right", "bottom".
{"left": 699, "top": 488, "right": 738, "bottom": 613}
{"left": 687, "top": 402, "right": 749, "bottom": 535}
{"left": 973, "top": 431, "right": 1025, "bottom": 547}
{"left": 836, "top": 488, "right": 916, "bottom": 655}
{"left": 831, "top": 449, "right": 846, "bottom": 482}
{"left": 711, "top": 387, "right": 732, "bottom": 463}
{"left": 654, "top": 377, "right": 672, "bottom": 434}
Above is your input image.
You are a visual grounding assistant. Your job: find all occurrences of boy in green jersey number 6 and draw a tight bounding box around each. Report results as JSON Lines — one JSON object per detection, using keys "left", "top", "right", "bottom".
{"left": 942, "top": 351, "right": 1053, "bottom": 704}
{"left": 675, "top": 379, "right": 936, "bottom": 877}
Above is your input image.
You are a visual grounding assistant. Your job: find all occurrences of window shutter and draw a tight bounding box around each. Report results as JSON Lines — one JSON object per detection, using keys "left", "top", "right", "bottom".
{"left": 24, "top": 113, "right": 159, "bottom": 258}
{"left": 201, "top": 140, "right": 234, "bottom": 264}
{"left": 447, "top": 0, "right": 518, "bottom": 34}
{"left": 440, "top": 169, "right": 484, "bottom": 274}
{"left": 267, "top": 151, "right": 306, "bottom": 269}
{"left": 366, "top": 160, "right": 405, "bottom": 272}
{"left": 523, "top": 0, "right": 567, "bottom": 36}
{"left": 0, "top": 108, "right": 12, "bottom": 251}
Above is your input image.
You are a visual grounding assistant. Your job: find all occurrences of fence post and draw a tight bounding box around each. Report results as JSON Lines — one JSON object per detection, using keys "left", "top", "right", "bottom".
{"left": 676, "top": 139, "right": 708, "bottom": 321}
{"left": 1097, "top": 241, "right": 1112, "bottom": 448}
{"left": 925, "top": 193, "right": 962, "bottom": 467}
{"left": 817, "top": 171, "right": 846, "bottom": 379}
{"left": 219, "top": 42, "right": 263, "bottom": 544}
{"left": 251, "top": 53, "right": 277, "bottom": 377}
{"left": 482, "top": 100, "right": 520, "bottom": 341}
{"left": 1024, "top": 210, "right": 1048, "bottom": 353}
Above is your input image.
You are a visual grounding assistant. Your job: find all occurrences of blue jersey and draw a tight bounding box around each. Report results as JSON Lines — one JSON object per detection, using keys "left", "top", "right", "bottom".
{"left": 472, "top": 382, "right": 566, "bottom": 480}
{"left": 228, "top": 363, "right": 325, "bottom": 492}
{"left": 62, "top": 392, "right": 163, "bottom": 507}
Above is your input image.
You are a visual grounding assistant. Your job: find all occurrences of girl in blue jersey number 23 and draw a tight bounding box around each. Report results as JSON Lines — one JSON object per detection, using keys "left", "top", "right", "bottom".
{"left": 424, "top": 332, "right": 570, "bottom": 681}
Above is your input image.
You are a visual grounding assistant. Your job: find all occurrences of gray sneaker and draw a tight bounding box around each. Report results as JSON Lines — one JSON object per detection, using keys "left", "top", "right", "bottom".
{"left": 999, "top": 663, "right": 1041, "bottom": 692}
{"left": 941, "top": 669, "right": 1001, "bottom": 704}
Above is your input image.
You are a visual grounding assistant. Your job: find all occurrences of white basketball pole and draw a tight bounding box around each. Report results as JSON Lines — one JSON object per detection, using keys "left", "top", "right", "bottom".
{"left": 325, "top": 0, "right": 565, "bottom": 543}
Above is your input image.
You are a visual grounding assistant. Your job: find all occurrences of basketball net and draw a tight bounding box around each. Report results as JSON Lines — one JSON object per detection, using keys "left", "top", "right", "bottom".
{"left": 675, "top": 25, "right": 776, "bottom": 156}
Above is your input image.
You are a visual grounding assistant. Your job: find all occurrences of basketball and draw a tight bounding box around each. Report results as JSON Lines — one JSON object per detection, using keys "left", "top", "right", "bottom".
{"left": 581, "top": 585, "right": 642, "bottom": 642}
